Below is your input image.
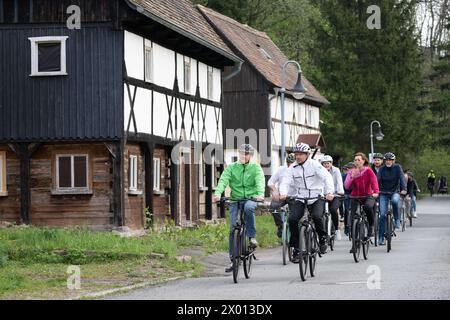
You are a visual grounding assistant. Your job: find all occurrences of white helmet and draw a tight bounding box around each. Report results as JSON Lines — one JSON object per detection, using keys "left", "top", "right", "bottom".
{"left": 320, "top": 155, "right": 333, "bottom": 164}
{"left": 293, "top": 143, "right": 311, "bottom": 153}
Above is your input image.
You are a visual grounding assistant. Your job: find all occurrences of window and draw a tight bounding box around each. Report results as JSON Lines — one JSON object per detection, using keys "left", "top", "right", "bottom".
{"left": 56, "top": 155, "right": 89, "bottom": 192}
{"left": 29, "top": 36, "right": 68, "bottom": 76}
{"left": 199, "top": 157, "right": 207, "bottom": 189}
{"left": 0, "top": 151, "right": 6, "bottom": 196}
{"left": 309, "top": 110, "right": 314, "bottom": 127}
{"left": 207, "top": 66, "right": 214, "bottom": 100}
{"left": 184, "top": 57, "right": 191, "bottom": 93}
{"left": 129, "top": 155, "right": 138, "bottom": 191}
{"left": 153, "top": 158, "right": 161, "bottom": 192}
{"left": 144, "top": 45, "right": 153, "bottom": 83}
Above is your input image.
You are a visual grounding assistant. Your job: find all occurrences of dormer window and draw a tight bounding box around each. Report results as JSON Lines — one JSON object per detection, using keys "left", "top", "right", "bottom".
{"left": 29, "top": 36, "right": 68, "bottom": 76}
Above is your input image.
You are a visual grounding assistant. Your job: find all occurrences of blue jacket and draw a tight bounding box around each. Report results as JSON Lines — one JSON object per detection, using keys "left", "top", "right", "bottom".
{"left": 377, "top": 164, "right": 407, "bottom": 193}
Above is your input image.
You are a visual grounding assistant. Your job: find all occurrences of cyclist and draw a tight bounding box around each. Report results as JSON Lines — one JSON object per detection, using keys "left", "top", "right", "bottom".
{"left": 320, "top": 155, "right": 345, "bottom": 241}
{"left": 279, "top": 143, "right": 335, "bottom": 261}
{"left": 406, "top": 171, "right": 420, "bottom": 218}
{"left": 344, "top": 152, "right": 379, "bottom": 251}
{"left": 213, "top": 144, "right": 265, "bottom": 273}
{"left": 427, "top": 170, "right": 436, "bottom": 197}
{"left": 377, "top": 152, "right": 407, "bottom": 244}
{"left": 371, "top": 153, "right": 384, "bottom": 175}
{"left": 268, "top": 153, "right": 296, "bottom": 238}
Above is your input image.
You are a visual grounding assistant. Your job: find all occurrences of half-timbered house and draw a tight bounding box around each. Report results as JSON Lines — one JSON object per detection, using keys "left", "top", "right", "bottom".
{"left": 0, "top": 0, "right": 241, "bottom": 229}
{"left": 199, "top": 6, "right": 329, "bottom": 183}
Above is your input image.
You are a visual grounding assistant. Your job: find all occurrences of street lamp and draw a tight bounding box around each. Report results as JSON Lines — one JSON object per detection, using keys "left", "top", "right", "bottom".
{"left": 280, "top": 61, "right": 308, "bottom": 165}
{"left": 370, "top": 120, "right": 384, "bottom": 159}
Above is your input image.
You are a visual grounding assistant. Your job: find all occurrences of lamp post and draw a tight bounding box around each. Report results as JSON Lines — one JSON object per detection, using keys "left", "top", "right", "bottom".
{"left": 280, "top": 61, "right": 308, "bottom": 165}
{"left": 370, "top": 120, "right": 384, "bottom": 160}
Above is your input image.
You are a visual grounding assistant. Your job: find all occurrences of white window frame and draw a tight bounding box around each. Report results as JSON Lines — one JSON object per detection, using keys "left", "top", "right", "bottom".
{"left": 0, "top": 151, "right": 7, "bottom": 196}
{"left": 144, "top": 41, "right": 153, "bottom": 83}
{"left": 153, "top": 158, "right": 161, "bottom": 192}
{"left": 207, "top": 66, "right": 214, "bottom": 100}
{"left": 129, "top": 155, "right": 138, "bottom": 191}
{"left": 184, "top": 56, "right": 191, "bottom": 94}
{"left": 55, "top": 154, "right": 89, "bottom": 191}
{"left": 29, "top": 36, "right": 68, "bottom": 77}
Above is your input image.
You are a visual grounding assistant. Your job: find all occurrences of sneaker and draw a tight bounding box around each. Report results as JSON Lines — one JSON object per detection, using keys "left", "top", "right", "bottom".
{"left": 379, "top": 239, "right": 386, "bottom": 246}
{"left": 319, "top": 237, "right": 328, "bottom": 254}
{"left": 395, "top": 220, "right": 401, "bottom": 230}
{"left": 335, "top": 230, "right": 342, "bottom": 241}
{"left": 413, "top": 212, "right": 418, "bottom": 218}
{"left": 250, "top": 238, "right": 258, "bottom": 248}
{"left": 225, "top": 262, "right": 233, "bottom": 273}
{"left": 349, "top": 247, "right": 354, "bottom": 253}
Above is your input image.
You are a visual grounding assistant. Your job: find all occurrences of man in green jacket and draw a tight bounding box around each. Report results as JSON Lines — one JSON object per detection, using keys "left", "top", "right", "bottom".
{"left": 213, "top": 144, "right": 265, "bottom": 273}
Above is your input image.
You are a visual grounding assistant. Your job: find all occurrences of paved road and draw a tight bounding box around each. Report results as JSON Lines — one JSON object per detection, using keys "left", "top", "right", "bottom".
{"left": 108, "top": 196, "right": 450, "bottom": 300}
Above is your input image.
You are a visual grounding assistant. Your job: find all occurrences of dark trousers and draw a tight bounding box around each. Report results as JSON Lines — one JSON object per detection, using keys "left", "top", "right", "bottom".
{"left": 343, "top": 194, "right": 351, "bottom": 229}
{"left": 288, "top": 199, "right": 326, "bottom": 249}
{"left": 350, "top": 198, "right": 375, "bottom": 228}
{"left": 328, "top": 198, "right": 342, "bottom": 230}
{"left": 270, "top": 200, "right": 286, "bottom": 229}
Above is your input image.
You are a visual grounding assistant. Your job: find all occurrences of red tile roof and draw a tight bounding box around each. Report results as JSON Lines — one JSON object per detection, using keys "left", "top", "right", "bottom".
{"left": 198, "top": 5, "right": 329, "bottom": 105}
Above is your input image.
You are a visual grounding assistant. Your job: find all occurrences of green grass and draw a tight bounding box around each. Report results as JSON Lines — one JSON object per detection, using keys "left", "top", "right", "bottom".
{"left": 0, "top": 212, "right": 280, "bottom": 299}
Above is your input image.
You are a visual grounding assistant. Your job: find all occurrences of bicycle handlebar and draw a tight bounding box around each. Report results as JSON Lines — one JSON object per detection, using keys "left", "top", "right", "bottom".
{"left": 217, "top": 197, "right": 265, "bottom": 204}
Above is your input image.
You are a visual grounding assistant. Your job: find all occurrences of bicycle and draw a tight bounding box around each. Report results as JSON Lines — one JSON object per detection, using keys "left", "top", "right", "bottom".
{"left": 219, "top": 197, "right": 262, "bottom": 284}
{"left": 288, "top": 196, "right": 324, "bottom": 282}
{"left": 279, "top": 204, "right": 292, "bottom": 265}
{"left": 379, "top": 192, "right": 397, "bottom": 253}
{"left": 323, "top": 195, "right": 344, "bottom": 252}
{"left": 349, "top": 196, "right": 372, "bottom": 263}
{"left": 373, "top": 200, "right": 380, "bottom": 247}
{"left": 400, "top": 195, "right": 407, "bottom": 232}
{"left": 404, "top": 195, "right": 413, "bottom": 228}
{"left": 323, "top": 201, "right": 335, "bottom": 252}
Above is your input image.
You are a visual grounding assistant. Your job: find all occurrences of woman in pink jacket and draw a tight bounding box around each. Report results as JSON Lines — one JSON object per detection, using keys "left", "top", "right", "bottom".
{"left": 344, "top": 152, "right": 379, "bottom": 239}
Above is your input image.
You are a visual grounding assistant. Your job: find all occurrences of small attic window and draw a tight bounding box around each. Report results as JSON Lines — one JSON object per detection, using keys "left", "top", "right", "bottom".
{"left": 256, "top": 44, "right": 272, "bottom": 60}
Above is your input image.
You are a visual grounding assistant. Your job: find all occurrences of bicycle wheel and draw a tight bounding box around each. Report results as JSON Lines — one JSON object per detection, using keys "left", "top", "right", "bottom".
{"left": 328, "top": 216, "right": 334, "bottom": 251}
{"left": 374, "top": 209, "right": 379, "bottom": 247}
{"left": 243, "top": 242, "right": 253, "bottom": 279}
{"left": 282, "top": 220, "right": 288, "bottom": 265}
{"left": 309, "top": 229, "right": 318, "bottom": 277}
{"left": 362, "top": 221, "right": 370, "bottom": 260}
{"left": 298, "top": 225, "right": 309, "bottom": 281}
{"left": 232, "top": 228, "right": 241, "bottom": 283}
{"left": 386, "top": 215, "right": 392, "bottom": 253}
{"left": 401, "top": 207, "right": 406, "bottom": 232}
{"left": 352, "top": 219, "right": 361, "bottom": 263}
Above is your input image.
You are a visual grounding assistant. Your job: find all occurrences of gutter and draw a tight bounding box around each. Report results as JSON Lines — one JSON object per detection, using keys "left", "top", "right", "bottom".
{"left": 124, "top": 0, "right": 242, "bottom": 66}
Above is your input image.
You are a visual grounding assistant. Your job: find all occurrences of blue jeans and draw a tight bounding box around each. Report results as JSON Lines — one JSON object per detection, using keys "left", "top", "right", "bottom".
{"left": 229, "top": 200, "right": 257, "bottom": 258}
{"left": 411, "top": 195, "right": 417, "bottom": 212}
{"left": 379, "top": 193, "right": 400, "bottom": 240}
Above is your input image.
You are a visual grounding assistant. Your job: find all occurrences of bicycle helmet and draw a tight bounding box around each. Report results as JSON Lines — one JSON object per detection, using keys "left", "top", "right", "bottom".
{"left": 345, "top": 162, "right": 356, "bottom": 169}
{"left": 384, "top": 152, "right": 396, "bottom": 160}
{"left": 293, "top": 143, "right": 311, "bottom": 154}
{"left": 286, "top": 153, "right": 296, "bottom": 164}
{"left": 373, "top": 153, "right": 384, "bottom": 160}
{"left": 238, "top": 144, "right": 255, "bottom": 155}
{"left": 320, "top": 155, "right": 333, "bottom": 164}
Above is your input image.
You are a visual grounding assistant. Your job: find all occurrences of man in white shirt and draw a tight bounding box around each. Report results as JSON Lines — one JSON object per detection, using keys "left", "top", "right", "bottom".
{"left": 268, "top": 153, "right": 296, "bottom": 238}
{"left": 280, "top": 143, "right": 335, "bottom": 259}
